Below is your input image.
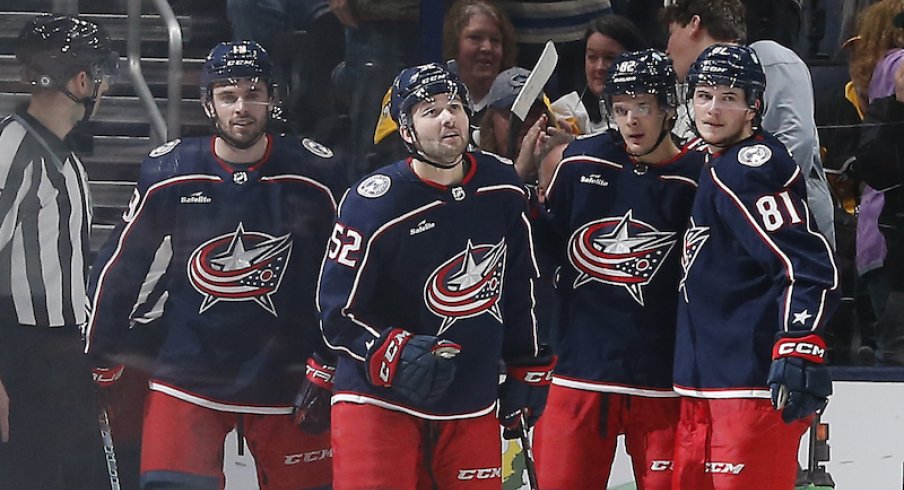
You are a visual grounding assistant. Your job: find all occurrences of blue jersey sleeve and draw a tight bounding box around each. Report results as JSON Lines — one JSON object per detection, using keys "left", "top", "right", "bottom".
{"left": 85, "top": 143, "right": 184, "bottom": 361}
{"left": 711, "top": 142, "right": 839, "bottom": 333}
{"left": 317, "top": 191, "right": 387, "bottom": 362}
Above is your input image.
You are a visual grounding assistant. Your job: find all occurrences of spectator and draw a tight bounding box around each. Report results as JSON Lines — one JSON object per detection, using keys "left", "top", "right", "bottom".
{"left": 500, "top": 0, "right": 613, "bottom": 99}
{"left": 477, "top": 67, "right": 553, "bottom": 159}
{"left": 318, "top": 63, "right": 553, "bottom": 489}
{"left": 332, "top": 0, "right": 421, "bottom": 180}
{"left": 85, "top": 41, "right": 342, "bottom": 489}
{"left": 532, "top": 49, "right": 704, "bottom": 490}
{"left": 856, "top": 9, "right": 904, "bottom": 367}
{"left": 848, "top": 0, "right": 904, "bottom": 365}
{"left": 673, "top": 44, "right": 838, "bottom": 488}
{"left": 0, "top": 14, "right": 116, "bottom": 489}
{"left": 661, "top": 0, "right": 837, "bottom": 248}
{"left": 581, "top": 14, "right": 649, "bottom": 133}
{"left": 443, "top": 0, "right": 518, "bottom": 114}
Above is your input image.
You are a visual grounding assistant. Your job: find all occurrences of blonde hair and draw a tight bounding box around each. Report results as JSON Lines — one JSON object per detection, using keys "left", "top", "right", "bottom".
{"left": 850, "top": 0, "right": 904, "bottom": 97}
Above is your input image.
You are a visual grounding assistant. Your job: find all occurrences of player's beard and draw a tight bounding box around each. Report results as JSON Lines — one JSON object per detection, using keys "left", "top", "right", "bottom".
{"left": 417, "top": 133, "right": 468, "bottom": 165}
{"left": 221, "top": 114, "right": 266, "bottom": 148}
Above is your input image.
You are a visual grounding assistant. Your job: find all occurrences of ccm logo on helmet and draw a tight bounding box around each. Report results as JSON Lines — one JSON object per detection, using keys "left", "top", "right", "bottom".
{"left": 457, "top": 467, "right": 502, "bottom": 480}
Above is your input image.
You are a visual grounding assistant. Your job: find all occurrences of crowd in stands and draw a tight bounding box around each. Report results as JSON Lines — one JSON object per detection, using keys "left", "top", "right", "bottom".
{"left": 220, "top": 0, "right": 903, "bottom": 369}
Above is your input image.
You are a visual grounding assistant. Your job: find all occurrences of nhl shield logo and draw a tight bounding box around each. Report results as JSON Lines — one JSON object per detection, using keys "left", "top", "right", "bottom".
{"left": 568, "top": 210, "right": 676, "bottom": 306}
{"left": 424, "top": 239, "right": 506, "bottom": 334}
{"left": 188, "top": 223, "right": 293, "bottom": 315}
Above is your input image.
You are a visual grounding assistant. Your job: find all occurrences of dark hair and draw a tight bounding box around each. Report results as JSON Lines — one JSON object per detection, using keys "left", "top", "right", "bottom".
{"left": 659, "top": 0, "right": 747, "bottom": 44}
{"left": 443, "top": 0, "right": 517, "bottom": 70}
{"left": 585, "top": 14, "right": 648, "bottom": 51}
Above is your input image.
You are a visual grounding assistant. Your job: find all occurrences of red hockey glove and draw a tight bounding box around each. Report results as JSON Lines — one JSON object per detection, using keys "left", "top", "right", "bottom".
{"left": 293, "top": 354, "right": 336, "bottom": 433}
{"left": 499, "top": 345, "right": 556, "bottom": 439}
{"left": 92, "top": 364, "right": 124, "bottom": 387}
{"left": 767, "top": 332, "right": 832, "bottom": 423}
{"left": 365, "top": 328, "right": 461, "bottom": 405}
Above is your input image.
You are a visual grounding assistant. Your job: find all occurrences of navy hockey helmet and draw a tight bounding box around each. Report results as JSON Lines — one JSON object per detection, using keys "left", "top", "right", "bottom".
{"left": 200, "top": 40, "right": 274, "bottom": 101}
{"left": 603, "top": 49, "right": 678, "bottom": 109}
{"left": 16, "top": 14, "right": 118, "bottom": 89}
{"left": 390, "top": 63, "right": 471, "bottom": 128}
{"left": 686, "top": 44, "right": 766, "bottom": 111}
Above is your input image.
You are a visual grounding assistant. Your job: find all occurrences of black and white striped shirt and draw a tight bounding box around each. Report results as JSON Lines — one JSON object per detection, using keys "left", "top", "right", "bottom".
{"left": 0, "top": 111, "right": 92, "bottom": 328}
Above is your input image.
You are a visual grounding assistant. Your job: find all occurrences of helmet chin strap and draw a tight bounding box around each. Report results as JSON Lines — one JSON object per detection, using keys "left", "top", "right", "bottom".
{"left": 60, "top": 79, "right": 102, "bottom": 123}
{"left": 406, "top": 125, "right": 465, "bottom": 170}
{"left": 627, "top": 116, "right": 671, "bottom": 159}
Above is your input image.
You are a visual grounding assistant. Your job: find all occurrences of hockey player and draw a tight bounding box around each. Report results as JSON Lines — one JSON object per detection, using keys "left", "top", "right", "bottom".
{"left": 531, "top": 49, "right": 704, "bottom": 489}
{"left": 672, "top": 44, "right": 839, "bottom": 489}
{"left": 0, "top": 13, "right": 116, "bottom": 489}
{"left": 317, "top": 62, "right": 554, "bottom": 489}
{"left": 85, "top": 41, "right": 342, "bottom": 490}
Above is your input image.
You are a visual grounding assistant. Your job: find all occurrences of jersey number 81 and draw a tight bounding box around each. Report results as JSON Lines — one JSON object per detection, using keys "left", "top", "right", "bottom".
{"left": 755, "top": 190, "right": 803, "bottom": 232}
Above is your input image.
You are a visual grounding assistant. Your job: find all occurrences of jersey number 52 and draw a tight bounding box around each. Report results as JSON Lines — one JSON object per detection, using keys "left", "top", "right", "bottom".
{"left": 327, "top": 223, "right": 362, "bottom": 268}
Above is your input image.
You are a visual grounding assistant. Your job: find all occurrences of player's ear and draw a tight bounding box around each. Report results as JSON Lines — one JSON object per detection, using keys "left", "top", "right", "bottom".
{"left": 203, "top": 100, "right": 216, "bottom": 119}
{"left": 746, "top": 100, "right": 761, "bottom": 123}
{"left": 399, "top": 125, "right": 414, "bottom": 145}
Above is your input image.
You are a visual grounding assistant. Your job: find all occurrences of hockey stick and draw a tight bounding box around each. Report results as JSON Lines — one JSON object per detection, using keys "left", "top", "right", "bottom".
{"left": 519, "top": 412, "right": 539, "bottom": 490}
{"left": 98, "top": 407, "right": 122, "bottom": 490}
{"left": 507, "top": 40, "right": 559, "bottom": 157}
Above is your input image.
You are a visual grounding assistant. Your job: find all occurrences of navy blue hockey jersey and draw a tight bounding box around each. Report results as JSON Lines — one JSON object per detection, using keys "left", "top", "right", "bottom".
{"left": 86, "top": 134, "right": 344, "bottom": 413}
{"left": 543, "top": 132, "right": 704, "bottom": 396}
{"left": 674, "top": 132, "right": 839, "bottom": 398}
{"left": 318, "top": 153, "right": 540, "bottom": 419}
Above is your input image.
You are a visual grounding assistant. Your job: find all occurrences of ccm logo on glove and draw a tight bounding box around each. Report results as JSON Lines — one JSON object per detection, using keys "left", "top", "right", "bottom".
{"left": 372, "top": 329, "right": 412, "bottom": 386}
{"left": 771, "top": 334, "right": 826, "bottom": 364}
{"left": 509, "top": 366, "right": 553, "bottom": 385}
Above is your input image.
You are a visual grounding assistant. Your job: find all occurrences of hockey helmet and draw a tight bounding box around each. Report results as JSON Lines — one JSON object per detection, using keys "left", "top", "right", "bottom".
{"left": 390, "top": 63, "right": 471, "bottom": 128}
{"left": 200, "top": 40, "right": 274, "bottom": 101}
{"left": 603, "top": 49, "right": 678, "bottom": 109}
{"left": 16, "top": 14, "right": 118, "bottom": 89}
{"left": 685, "top": 44, "right": 766, "bottom": 111}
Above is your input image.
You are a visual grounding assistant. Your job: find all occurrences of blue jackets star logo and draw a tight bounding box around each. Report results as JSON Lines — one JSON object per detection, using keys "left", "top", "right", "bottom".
{"left": 188, "top": 223, "right": 293, "bottom": 315}
{"left": 568, "top": 210, "right": 676, "bottom": 306}
{"left": 425, "top": 239, "right": 506, "bottom": 334}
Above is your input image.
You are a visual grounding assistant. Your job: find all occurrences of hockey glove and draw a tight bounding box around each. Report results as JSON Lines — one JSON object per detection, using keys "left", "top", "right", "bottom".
{"left": 293, "top": 354, "right": 336, "bottom": 433}
{"left": 365, "top": 328, "right": 461, "bottom": 405}
{"left": 767, "top": 332, "right": 832, "bottom": 423}
{"left": 92, "top": 364, "right": 124, "bottom": 387}
{"left": 498, "top": 345, "right": 556, "bottom": 439}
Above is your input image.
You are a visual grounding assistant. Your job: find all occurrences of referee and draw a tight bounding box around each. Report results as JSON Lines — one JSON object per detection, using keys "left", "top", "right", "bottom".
{"left": 0, "top": 14, "right": 118, "bottom": 489}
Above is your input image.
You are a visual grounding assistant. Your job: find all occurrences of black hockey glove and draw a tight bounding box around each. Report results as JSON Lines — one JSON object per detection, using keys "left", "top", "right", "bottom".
{"left": 767, "top": 332, "right": 832, "bottom": 423}
{"left": 365, "top": 328, "right": 461, "bottom": 405}
{"left": 498, "top": 345, "right": 556, "bottom": 439}
{"left": 293, "top": 354, "right": 336, "bottom": 433}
